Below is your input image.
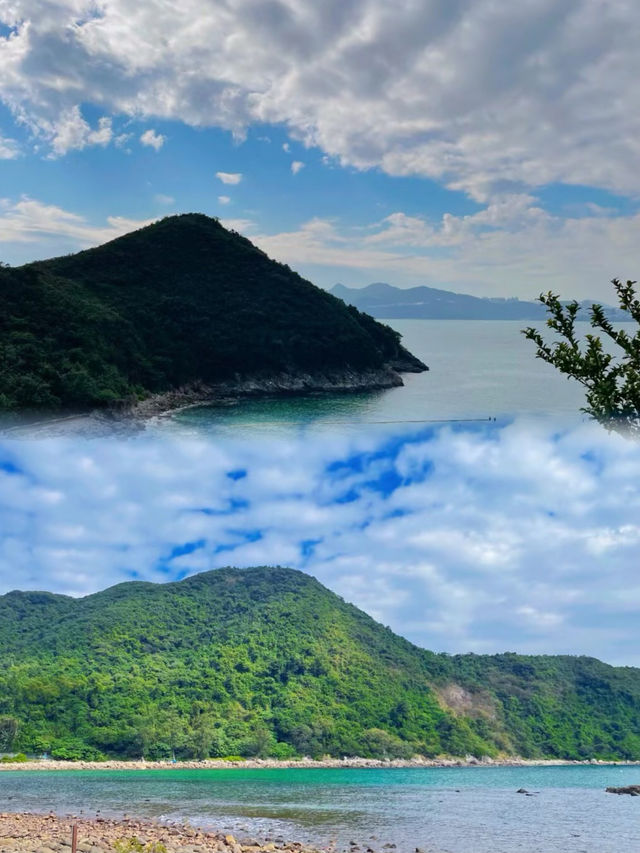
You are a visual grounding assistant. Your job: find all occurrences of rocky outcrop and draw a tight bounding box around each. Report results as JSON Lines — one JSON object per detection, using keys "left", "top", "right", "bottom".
{"left": 124, "top": 365, "right": 415, "bottom": 419}
{"left": 606, "top": 785, "right": 640, "bottom": 795}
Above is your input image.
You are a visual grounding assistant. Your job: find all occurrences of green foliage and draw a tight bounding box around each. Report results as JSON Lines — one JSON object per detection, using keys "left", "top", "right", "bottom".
{"left": 0, "top": 752, "right": 27, "bottom": 763}
{"left": 523, "top": 280, "right": 640, "bottom": 433}
{"left": 0, "top": 715, "right": 19, "bottom": 750}
{"left": 0, "top": 215, "right": 423, "bottom": 411}
{"left": 1, "top": 567, "right": 639, "bottom": 762}
{"left": 113, "top": 838, "right": 167, "bottom": 853}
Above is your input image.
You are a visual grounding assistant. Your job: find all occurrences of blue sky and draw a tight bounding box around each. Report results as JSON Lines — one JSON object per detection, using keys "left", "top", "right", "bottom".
{"left": 1, "top": 0, "right": 640, "bottom": 298}
{"left": 2, "top": 420, "right": 640, "bottom": 666}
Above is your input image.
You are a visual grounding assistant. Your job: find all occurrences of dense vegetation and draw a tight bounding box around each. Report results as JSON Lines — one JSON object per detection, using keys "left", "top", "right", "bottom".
{"left": 0, "top": 215, "right": 424, "bottom": 411}
{"left": 1, "top": 567, "right": 639, "bottom": 761}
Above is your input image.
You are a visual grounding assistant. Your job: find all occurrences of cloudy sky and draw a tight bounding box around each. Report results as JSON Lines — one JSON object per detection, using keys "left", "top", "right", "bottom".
{"left": 1, "top": 0, "right": 639, "bottom": 298}
{"left": 2, "top": 420, "right": 640, "bottom": 666}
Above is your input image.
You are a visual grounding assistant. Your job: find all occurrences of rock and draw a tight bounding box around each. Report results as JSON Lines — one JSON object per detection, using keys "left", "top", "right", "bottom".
{"left": 516, "top": 788, "right": 529, "bottom": 794}
{"left": 606, "top": 785, "right": 640, "bottom": 795}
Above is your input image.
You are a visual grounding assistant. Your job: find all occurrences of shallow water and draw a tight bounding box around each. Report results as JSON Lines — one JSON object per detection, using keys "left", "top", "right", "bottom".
{"left": 161, "top": 320, "right": 608, "bottom": 436}
{"left": 2, "top": 765, "right": 639, "bottom": 853}
{"left": 1, "top": 320, "right": 628, "bottom": 438}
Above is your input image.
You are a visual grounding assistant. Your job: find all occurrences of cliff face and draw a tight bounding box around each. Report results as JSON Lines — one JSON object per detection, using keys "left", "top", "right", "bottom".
{"left": 0, "top": 214, "right": 426, "bottom": 413}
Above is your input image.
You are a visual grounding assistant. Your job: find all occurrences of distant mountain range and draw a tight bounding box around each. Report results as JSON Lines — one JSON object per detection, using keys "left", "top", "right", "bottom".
{"left": 1, "top": 566, "right": 640, "bottom": 762}
{"left": 331, "top": 282, "right": 626, "bottom": 321}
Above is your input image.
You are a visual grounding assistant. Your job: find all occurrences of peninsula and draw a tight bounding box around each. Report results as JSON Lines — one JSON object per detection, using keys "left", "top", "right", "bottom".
{"left": 0, "top": 216, "right": 426, "bottom": 414}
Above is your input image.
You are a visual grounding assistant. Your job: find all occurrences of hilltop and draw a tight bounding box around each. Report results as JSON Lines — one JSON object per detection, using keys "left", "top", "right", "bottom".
{"left": 0, "top": 216, "right": 425, "bottom": 412}
{"left": 1, "top": 566, "right": 639, "bottom": 762}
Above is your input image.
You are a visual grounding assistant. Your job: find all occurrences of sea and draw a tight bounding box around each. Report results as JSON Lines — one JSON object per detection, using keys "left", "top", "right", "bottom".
{"left": 156, "top": 320, "right": 610, "bottom": 436}
{"left": 0, "top": 319, "right": 626, "bottom": 438}
{"left": 2, "top": 765, "right": 639, "bottom": 853}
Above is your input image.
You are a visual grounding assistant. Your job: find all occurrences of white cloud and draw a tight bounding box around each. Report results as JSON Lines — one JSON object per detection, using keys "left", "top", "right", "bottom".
{"left": 40, "top": 108, "right": 113, "bottom": 157}
{"left": 247, "top": 201, "right": 640, "bottom": 300}
{"left": 139, "top": 128, "right": 165, "bottom": 150}
{"left": 1, "top": 421, "right": 640, "bottom": 664}
{"left": 0, "top": 0, "right": 639, "bottom": 198}
{"left": 0, "top": 136, "right": 20, "bottom": 159}
{"left": 216, "top": 171, "right": 242, "bottom": 185}
{"left": 114, "top": 132, "right": 133, "bottom": 149}
{"left": 291, "top": 160, "right": 304, "bottom": 175}
{"left": 154, "top": 193, "right": 174, "bottom": 205}
{"left": 282, "top": 142, "right": 290, "bottom": 153}
{"left": 0, "top": 197, "right": 154, "bottom": 250}
{"left": 217, "top": 195, "right": 230, "bottom": 205}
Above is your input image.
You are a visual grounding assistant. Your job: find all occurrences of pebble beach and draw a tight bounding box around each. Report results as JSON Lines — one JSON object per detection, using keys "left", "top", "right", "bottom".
{"left": 0, "top": 813, "right": 324, "bottom": 853}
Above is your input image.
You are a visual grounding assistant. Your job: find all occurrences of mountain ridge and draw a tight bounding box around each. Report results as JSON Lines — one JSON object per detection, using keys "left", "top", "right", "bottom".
{"left": 2, "top": 566, "right": 639, "bottom": 762}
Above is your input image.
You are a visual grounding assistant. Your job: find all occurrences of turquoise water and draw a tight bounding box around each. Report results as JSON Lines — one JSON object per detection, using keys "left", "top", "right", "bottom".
{"left": 159, "top": 320, "right": 606, "bottom": 436}
{"left": 2, "top": 766, "right": 640, "bottom": 852}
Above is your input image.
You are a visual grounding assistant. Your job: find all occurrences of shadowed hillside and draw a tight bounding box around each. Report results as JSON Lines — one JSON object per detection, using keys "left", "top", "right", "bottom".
{"left": 0, "top": 216, "right": 425, "bottom": 412}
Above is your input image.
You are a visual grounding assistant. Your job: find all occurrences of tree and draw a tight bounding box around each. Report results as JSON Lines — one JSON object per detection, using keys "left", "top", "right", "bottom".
{"left": 523, "top": 279, "right": 640, "bottom": 435}
{"left": 0, "top": 715, "right": 19, "bottom": 751}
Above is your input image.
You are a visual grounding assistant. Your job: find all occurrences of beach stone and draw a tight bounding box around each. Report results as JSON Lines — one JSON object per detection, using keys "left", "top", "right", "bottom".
{"left": 606, "top": 785, "right": 640, "bottom": 795}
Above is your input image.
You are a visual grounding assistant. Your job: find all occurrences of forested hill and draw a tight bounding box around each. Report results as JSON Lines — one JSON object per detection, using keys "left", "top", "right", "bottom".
{"left": 1, "top": 567, "right": 639, "bottom": 762}
{"left": 0, "top": 215, "right": 425, "bottom": 411}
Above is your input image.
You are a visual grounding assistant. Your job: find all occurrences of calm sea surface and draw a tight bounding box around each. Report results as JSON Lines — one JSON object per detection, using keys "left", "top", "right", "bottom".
{"left": 2, "top": 766, "right": 639, "bottom": 853}
{"left": 159, "top": 320, "right": 617, "bottom": 436}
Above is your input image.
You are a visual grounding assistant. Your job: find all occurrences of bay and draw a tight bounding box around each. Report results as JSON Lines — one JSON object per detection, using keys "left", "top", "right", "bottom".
{"left": 162, "top": 320, "right": 617, "bottom": 435}
{"left": 2, "top": 765, "right": 639, "bottom": 853}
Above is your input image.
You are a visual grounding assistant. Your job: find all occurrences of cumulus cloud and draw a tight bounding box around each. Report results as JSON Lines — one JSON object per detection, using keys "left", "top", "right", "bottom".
{"left": 0, "top": 0, "right": 638, "bottom": 197}
{"left": 1, "top": 421, "right": 640, "bottom": 665}
{"left": 217, "top": 195, "right": 230, "bottom": 205}
{"left": 44, "top": 108, "right": 112, "bottom": 157}
{"left": 216, "top": 171, "right": 242, "bottom": 185}
{"left": 139, "top": 128, "right": 165, "bottom": 150}
{"left": 290, "top": 160, "right": 304, "bottom": 175}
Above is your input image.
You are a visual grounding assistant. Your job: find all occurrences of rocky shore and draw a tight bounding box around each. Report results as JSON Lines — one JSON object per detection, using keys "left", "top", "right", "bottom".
{"left": 126, "top": 364, "right": 421, "bottom": 420}
{"left": 0, "top": 812, "right": 322, "bottom": 853}
{"left": 1, "top": 756, "right": 636, "bottom": 773}
{"left": 0, "top": 364, "right": 428, "bottom": 437}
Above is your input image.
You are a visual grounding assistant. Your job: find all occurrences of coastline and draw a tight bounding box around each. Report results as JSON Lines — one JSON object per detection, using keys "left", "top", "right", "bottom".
{"left": 1, "top": 755, "right": 638, "bottom": 772}
{"left": 0, "top": 363, "right": 426, "bottom": 436}
{"left": 126, "top": 365, "right": 414, "bottom": 421}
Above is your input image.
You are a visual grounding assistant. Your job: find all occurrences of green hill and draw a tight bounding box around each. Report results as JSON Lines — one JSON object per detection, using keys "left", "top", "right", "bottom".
{"left": 1, "top": 567, "right": 639, "bottom": 761}
{"left": 0, "top": 214, "right": 425, "bottom": 412}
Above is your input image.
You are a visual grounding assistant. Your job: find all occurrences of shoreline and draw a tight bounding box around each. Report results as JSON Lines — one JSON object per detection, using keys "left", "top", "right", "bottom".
{"left": 127, "top": 365, "right": 415, "bottom": 421}
{"left": 0, "top": 812, "right": 319, "bottom": 853}
{"left": 0, "top": 363, "right": 426, "bottom": 436}
{"left": 1, "top": 755, "right": 638, "bottom": 772}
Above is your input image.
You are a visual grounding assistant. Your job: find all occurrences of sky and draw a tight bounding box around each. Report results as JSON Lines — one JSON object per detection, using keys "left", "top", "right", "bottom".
{"left": 2, "top": 419, "right": 640, "bottom": 667}
{"left": 1, "top": 0, "right": 640, "bottom": 299}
